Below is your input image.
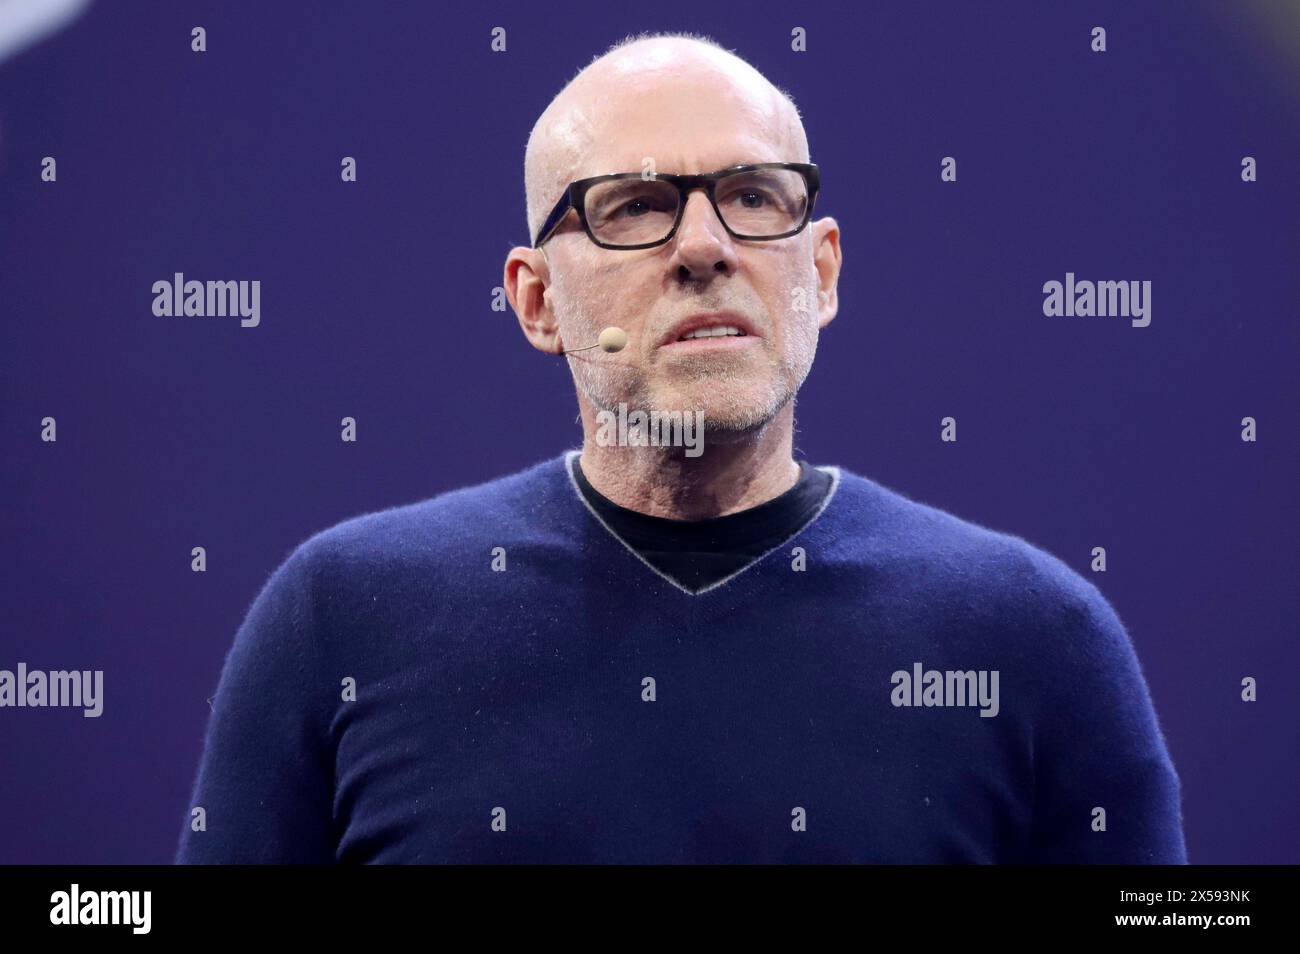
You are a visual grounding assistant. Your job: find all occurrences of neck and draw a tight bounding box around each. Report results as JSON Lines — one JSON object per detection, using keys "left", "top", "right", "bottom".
{"left": 575, "top": 395, "right": 800, "bottom": 520}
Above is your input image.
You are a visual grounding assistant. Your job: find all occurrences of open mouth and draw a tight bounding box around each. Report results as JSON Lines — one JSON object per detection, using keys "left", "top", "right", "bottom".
{"left": 666, "top": 327, "right": 758, "bottom": 351}
{"left": 676, "top": 325, "right": 746, "bottom": 342}
{"left": 660, "top": 314, "right": 760, "bottom": 350}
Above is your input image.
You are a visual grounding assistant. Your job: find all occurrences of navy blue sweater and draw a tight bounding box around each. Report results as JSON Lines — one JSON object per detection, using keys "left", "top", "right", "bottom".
{"left": 176, "top": 450, "right": 1186, "bottom": 863}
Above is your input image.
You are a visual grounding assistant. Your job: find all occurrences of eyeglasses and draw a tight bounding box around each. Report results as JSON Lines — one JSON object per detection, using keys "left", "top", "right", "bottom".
{"left": 532, "top": 161, "right": 819, "bottom": 250}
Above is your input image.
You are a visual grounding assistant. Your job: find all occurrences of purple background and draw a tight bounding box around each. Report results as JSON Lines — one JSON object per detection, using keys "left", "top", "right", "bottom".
{"left": 1, "top": 1, "right": 1296, "bottom": 864}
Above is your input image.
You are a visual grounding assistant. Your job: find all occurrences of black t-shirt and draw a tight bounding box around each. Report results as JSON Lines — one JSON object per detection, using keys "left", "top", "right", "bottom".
{"left": 571, "top": 455, "right": 833, "bottom": 594}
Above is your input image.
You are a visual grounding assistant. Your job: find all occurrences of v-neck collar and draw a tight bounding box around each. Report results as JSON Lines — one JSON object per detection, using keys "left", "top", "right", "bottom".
{"left": 562, "top": 449, "right": 842, "bottom": 597}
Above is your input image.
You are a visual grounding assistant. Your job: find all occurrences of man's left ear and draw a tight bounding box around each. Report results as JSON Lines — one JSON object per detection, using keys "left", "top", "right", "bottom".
{"left": 811, "top": 216, "right": 841, "bottom": 330}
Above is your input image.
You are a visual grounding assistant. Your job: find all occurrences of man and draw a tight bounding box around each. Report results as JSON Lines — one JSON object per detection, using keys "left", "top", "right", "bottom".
{"left": 176, "top": 33, "right": 1186, "bottom": 863}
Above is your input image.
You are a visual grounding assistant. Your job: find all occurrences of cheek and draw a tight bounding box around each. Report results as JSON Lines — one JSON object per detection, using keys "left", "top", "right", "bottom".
{"left": 764, "top": 262, "right": 819, "bottom": 340}
{"left": 578, "top": 267, "right": 647, "bottom": 327}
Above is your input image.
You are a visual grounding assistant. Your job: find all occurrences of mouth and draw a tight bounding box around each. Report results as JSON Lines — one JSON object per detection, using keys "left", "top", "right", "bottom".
{"left": 659, "top": 312, "right": 761, "bottom": 351}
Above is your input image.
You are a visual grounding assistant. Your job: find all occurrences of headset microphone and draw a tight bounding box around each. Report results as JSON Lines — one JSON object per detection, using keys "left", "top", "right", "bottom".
{"left": 562, "top": 326, "right": 628, "bottom": 355}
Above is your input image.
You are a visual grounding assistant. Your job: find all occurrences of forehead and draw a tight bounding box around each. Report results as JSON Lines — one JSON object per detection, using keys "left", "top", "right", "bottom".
{"left": 568, "top": 68, "right": 792, "bottom": 179}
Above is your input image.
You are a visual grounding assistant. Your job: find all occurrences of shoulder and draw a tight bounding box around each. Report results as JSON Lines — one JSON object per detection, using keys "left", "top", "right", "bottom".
{"left": 282, "top": 451, "right": 572, "bottom": 580}
{"left": 824, "top": 466, "right": 1123, "bottom": 642}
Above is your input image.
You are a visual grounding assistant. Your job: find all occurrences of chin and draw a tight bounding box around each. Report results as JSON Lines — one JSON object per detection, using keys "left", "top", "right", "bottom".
{"left": 667, "top": 387, "right": 790, "bottom": 438}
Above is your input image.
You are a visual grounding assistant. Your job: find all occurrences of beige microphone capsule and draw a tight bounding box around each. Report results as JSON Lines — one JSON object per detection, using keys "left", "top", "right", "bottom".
{"left": 596, "top": 326, "right": 628, "bottom": 353}
{"left": 562, "top": 326, "right": 628, "bottom": 355}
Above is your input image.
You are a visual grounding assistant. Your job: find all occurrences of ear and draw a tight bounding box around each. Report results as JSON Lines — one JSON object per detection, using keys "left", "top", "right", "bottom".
{"left": 810, "top": 216, "right": 842, "bottom": 330}
{"left": 504, "top": 246, "right": 565, "bottom": 354}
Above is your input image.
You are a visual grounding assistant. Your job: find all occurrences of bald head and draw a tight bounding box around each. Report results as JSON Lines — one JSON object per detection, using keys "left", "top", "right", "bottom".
{"left": 523, "top": 33, "right": 809, "bottom": 245}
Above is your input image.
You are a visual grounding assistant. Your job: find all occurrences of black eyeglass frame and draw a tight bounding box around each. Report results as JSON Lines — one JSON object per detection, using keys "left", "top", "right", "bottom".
{"left": 531, "top": 161, "right": 820, "bottom": 250}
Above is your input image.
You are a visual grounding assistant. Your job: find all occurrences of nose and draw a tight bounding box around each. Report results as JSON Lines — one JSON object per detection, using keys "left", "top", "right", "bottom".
{"left": 669, "top": 189, "right": 739, "bottom": 280}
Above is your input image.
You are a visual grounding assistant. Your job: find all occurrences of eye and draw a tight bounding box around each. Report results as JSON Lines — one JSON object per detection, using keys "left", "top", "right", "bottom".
{"left": 619, "top": 197, "right": 653, "bottom": 218}
{"left": 719, "top": 184, "right": 777, "bottom": 210}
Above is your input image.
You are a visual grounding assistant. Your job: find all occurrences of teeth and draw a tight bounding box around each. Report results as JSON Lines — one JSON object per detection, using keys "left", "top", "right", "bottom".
{"left": 679, "top": 325, "right": 744, "bottom": 341}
